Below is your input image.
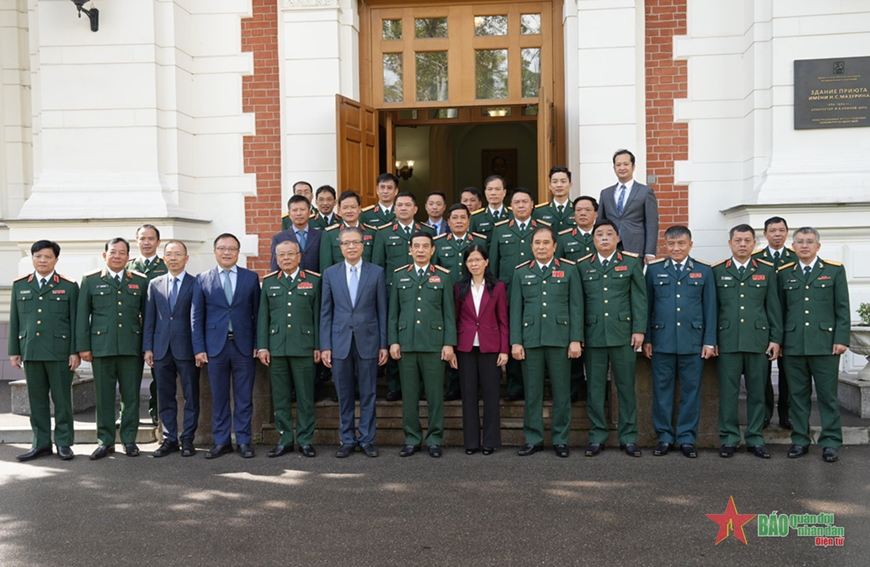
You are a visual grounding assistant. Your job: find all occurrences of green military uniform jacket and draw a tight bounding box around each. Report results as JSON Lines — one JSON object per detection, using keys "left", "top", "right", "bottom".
{"left": 509, "top": 258, "right": 584, "bottom": 347}
{"left": 76, "top": 269, "right": 148, "bottom": 356}
{"left": 320, "top": 222, "right": 376, "bottom": 269}
{"left": 9, "top": 273, "right": 79, "bottom": 361}
{"left": 360, "top": 203, "right": 396, "bottom": 229}
{"left": 309, "top": 211, "right": 340, "bottom": 232}
{"left": 490, "top": 218, "right": 547, "bottom": 288}
{"left": 712, "top": 258, "right": 782, "bottom": 353}
{"left": 126, "top": 256, "right": 168, "bottom": 282}
{"left": 752, "top": 246, "right": 795, "bottom": 270}
{"left": 257, "top": 269, "right": 320, "bottom": 356}
{"left": 577, "top": 252, "right": 647, "bottom": 347}
{"left": 778, "top": 258, "right": 850, "bottom": 356}
{"left": 372, "top": 221, "right": 436, "bottom": 284}
{"left": 388, "top": 264, "right": 457, "bottom": 352}
{"left": 433, "top": 232, "right": 487, "bottom": 281}
{"left": 470, "top": 206, "right": 513, "bottom": 243}
{"left": 533, "top": 201, "right": 576, "bottom": 233}
{"left": 558, "top": 227, "right": 596, "bottom": 262}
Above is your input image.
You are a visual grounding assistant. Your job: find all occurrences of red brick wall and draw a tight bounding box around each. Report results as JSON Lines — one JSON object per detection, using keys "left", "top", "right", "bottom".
{"left": 645, "top": 0, "right": 688, "bottom": 253}
{"left": 242, "top": 0, "right": 282, "bottom": 276}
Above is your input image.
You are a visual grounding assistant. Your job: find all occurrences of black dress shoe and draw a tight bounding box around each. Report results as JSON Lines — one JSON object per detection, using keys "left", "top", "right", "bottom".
{"left": 57, "top": 446, "right": 74, "bottom": 460}
{"left": 151, "top": 415, "right": 159, "bottom": 426}
{"left": 267, "top": 444, "right": 293, "bottom": 458}
{"left": 680, "top": 443, "right": 698, "bottom": 458}
{"left": 748, "top": 445, "right": 771, "bottom": 459}
{"left": 335, "top": 443, "right": 355, "bottom": 458}
{"left": 300, "top": 445, "right": 316, "bottom": 458}
{"left": 428, "top": 445, "right": 442, "bottom": 458}
{"left": 779, "top": 418, "right": 794, "bottom": 430}
{"left": 238, "top": 443, "right": 255, "bottom": 458}
{"left": 17, "top": 446, "right": 52, "bottom": 462}
{"left": 620, "top": 443, "right": 642, "bottom": 457}
{"left": 719, "top": 444, "right": 735, "bottom": 458}
{"left": 762, "top": 418, "right": 771, "bottom": 429}
{"left": 181, "top": 440, "right": 196, "bottom": 457}
{"left": 482, "top": 447, "right": 495, "bottom": 456}
{"left": 153, "top": 440, "right": 179, "bottom": 458}
{"left": 584, "top": 443, "right": 604, "bottom": 457}
{"left": 205, "top": 444, "right": 233, "bottom": 459}
{"left": 399, "top": 444, "right": 421, "bottom": 457}
{"left": 822, "top": 447, "right": 839, "bottom": 463}
{"left": 554, "top": 444, "right": 569, "bottom": 458}
{"left": 386, "top": 390, "right": 402, "bottom": 401}
{"left": 360, "top": 443, "right": 379, "bottom": 458}
{"left": 465, "top": 448, "right": 479, "bottom": 455}
{"left": 516, "top": 444, "right": 542, "bottom": 456}
{"left": 787, "top": 444, "right": 808, "bottom": 458}
{"left": 444, "top": 389, "right": 461, "bottom": 401}
{"left": 505, "top": 392, "right": 524, "bottom": 402}
{"left": 570, "top": 393, "right": 579, "bottom": 403}
{"left": 90, "top": 445, "right": 115, "bottom": 460}
{"left": 124, "top": 443, "right": 140, "bottom": 457}
{"left": 653, "top": 441, "right": 672, "bottom": 456}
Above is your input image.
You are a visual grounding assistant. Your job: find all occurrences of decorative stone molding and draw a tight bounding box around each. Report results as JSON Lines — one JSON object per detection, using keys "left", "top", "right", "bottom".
{"left": 283, "top": 0, "right": 339, "bottom": 8}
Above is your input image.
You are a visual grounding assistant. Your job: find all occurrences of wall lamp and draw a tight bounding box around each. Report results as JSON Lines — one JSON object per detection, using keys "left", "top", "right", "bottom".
{"left": 396, "top": 160, "right": 415, "bottom": 180}
{"left": 71, "top": 1, "right": 99, "bottom": 33}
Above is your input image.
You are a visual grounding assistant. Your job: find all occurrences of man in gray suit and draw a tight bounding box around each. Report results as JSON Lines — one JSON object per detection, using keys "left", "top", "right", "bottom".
{"left": 320, "top": 226, "right": 388, "bottom": 458}
{"left": 598, "top": 149, "right": 659, "bottom": 264}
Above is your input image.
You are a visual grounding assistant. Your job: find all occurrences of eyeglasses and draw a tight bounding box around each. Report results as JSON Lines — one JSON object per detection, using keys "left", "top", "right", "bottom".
{"left": 163, "top": 253, "right": 187, "bottom": 259}
{"left": 276, "top": 252, "right": 299, "bottom": 258}
{"left": 340, "top": 240, "right": 363, "bottom": 247}
{"left": 215, "top": 247, "right": 239, "bottom": 253}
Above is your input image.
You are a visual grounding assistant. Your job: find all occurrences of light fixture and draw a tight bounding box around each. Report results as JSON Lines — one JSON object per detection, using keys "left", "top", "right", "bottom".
{"left": 71, "top": 1, "right": 99, "bottom": 33}
{"left": 396, "top": 160, "right": 415, "bottom": 180}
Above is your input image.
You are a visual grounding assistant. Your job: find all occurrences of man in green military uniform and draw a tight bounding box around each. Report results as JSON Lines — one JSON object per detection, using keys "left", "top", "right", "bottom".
{"left": 10, "top": 240, "right": 80, "bottom": 462}
{"left": 320, "top": 191, "right": 376, "bottom": 269}
{"left": 490, "top": 187, "right": 544, "bottom": 400}
{"left": 127, "top": 223, "right": 168, "bottom": 425}
{"left": 577, "top": 220, "right": 647, "bottom": 458}
{"left": 389, "top": 232, "right": 456, "bottom": 458}
{"left": 258, "top": 240, "right": 320, "bottom": 458}
{"left": 78, "top": 237, "right": 148, "bottom": 460}
{"left": 309, "top": 185, "right": 339, "bottom": 231}
{"left": 713, "top": 224, "right": 782, "bottom": 459}
{"left": 533, "top": 166, "right": 576, "bottom": 233}
{"left": 511, "top": 226, "right": 583, "bottom": 458}
{"left": 471, "top": 175, "right": 513, "bottom": 244}
{"left": 373, "top": 192, "right": 435, "bottom": 400}
{"left": 359, "top": 173, "right": 399, "bottom": 229}
{"left": 752, "top": 215, "right": 794, "bottom": 429}
{"left": 778, "top": 227, "right": 850, "bottom": 463}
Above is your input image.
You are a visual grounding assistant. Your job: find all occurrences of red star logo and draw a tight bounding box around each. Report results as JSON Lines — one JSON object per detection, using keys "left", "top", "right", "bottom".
{"left": 706, "top": 496, "right": 756, "bottom": 545}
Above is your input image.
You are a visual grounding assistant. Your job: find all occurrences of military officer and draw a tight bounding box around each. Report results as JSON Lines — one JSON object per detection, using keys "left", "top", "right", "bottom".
{"left": 257, "top": 240, "right": 321, "bottom": 458}
{"left": 309, "top": 185, "right": 339, "bottom": 231}
{"left": 10, "top": 240, "right": 80, "bottom": 462}
{"left": 77, "top": 237, "right": 148, "bottom": 460}
{"left": 127, "top": 223, "right": 168, "bottom": 425}
{"left": 577, "top": 220, "right": 647, "bottom": 458}
{"left": 490, "top": 187, "right": 544, "bottom": 401}
{"left": 643, "top": 226, "right": 716, "bottom": 458}
{"left": 320, "top": 191, "right": 376, "bottom": 269}
{"left": 778, "top": 227, "right": 850, "bottom": 463}
{"left": 359, "top": 173, "right": 400, "bottom": 229}
{"left": 533, "top": 166, "right": 576, "bottom": 233}
{"left": 752, "top": 215, "right": 795, "bottom": 429}
{"left": 510, "top": 226, "right": 583, "bottom": 457}
{"left": 470, "top": 175, "right": 513, "bottom": 243}
{"left": 459, "top": 186, "right": 483, "bottom": 213}
{"left": 282, "top": 181, "right": 316, "bottom": 230}
{"left": 434, "top": 203, "right": 486, "bottom": 401}
{"left": 713, "top": 224, "right": 782, "bottom": 459}
{"left": 389, "top": 232, "right": 456, "bottom": 458}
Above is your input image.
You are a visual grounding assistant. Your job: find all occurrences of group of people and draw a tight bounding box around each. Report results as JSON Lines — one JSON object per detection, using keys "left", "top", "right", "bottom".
{"left": 9, "top": 149, "right": 850, "bottom": 464}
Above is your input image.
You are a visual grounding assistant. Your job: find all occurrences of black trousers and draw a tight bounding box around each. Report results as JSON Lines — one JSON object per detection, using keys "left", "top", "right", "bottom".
{"left": 457, "top": 348, "right": 502, "bottom": 450}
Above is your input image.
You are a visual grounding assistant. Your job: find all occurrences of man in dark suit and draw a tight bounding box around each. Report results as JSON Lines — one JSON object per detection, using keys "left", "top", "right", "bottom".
{"left": 143, "top": 240, "right": 200, "bottom": 458}
{"left": 271, "top": 195, "right": 322, "bottom": 273}
{"left": 192, "top": 233, "right": 261, "bottom": 459}
{"left": 320, "top": 226, "right": 388, "bottom": 459}
{"left": 598, "top": 149, "right": 659, "bottom": 263}
{"left": 643, "top": 226, "right": 716, "bottom": 458}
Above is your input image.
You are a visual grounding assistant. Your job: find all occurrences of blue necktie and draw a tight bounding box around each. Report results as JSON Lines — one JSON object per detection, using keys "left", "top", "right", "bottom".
{"left": 222, "top": 269, "right": 234, "bottom": 332}
{"left": 349, "top": 265, "right": 359, "bottom": 307}
{"left": 616, "top": 184, "right": 626, "bottom": 216}
{"left": 169, "top": 277, "right": 179, "bottom": 312}
{"left": 296, "top": 230, "right": 307, "bottom": 251}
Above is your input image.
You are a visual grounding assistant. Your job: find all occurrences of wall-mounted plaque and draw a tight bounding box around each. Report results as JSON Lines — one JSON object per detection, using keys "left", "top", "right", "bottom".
{"left": 794, "top": 57, "right": 870, "bottom": 129}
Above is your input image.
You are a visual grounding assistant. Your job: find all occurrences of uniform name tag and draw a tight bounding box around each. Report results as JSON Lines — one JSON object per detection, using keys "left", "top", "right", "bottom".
{"left": 657, "top": 274, "right": 669, "bottom": 278}
{"left": 720, "top": 276, "right": 733, "bottom": 281}
{"left": 19, "top": 289, "right": 31, "bottom": 294}
{"left": 129, "top": 284, "right": 140, "bottom": 289}
{"left": 398, "top": 277, "right": 411, "bottom": 283}
{"left": 524, "top": 274, "right": 537, "bottom": 279}
{"left": 689, "top": 273, "right": 702, "bottom": 279}
{"left": 52, "top": 290, "right": 65, "bottom": 294}
{"left": 552, "top": 271, "right": 564, "bottom": 278}
{"left": 752, "top": 274, "right": 765, "bottom": 281}
{"left": 298, "top": 282, "right": 313, "bottom": 289}
{"left": 615, "top": 265, "right": 628, "bottom": 272}
{"left": 787, "top": 279, "right": 797, "bottom": 284}
{"left": 96, "top": 284, "right": 109, "bottom": 289}
{"left": 429, "top": 276, "right": 441, "bottom": 283}
{"left": 270, "top": 286, "right": 282, "bottom": 289}
{"left": 567, "top": 241, "right": 578, "bottom": 246}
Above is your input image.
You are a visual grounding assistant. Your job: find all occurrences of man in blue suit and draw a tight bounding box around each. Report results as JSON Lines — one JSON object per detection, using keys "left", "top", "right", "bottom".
{"left": 643, "top": 225, "right": 716, "bottom": 458}
{"left": 320, "top": 226, "right": 388, "bottom": 458}
{"left": 144, "top": 240, "right": 200, "bottom": 458}
{"left": 271, "top": 195, "right": 322, "bottom": 273}
{"left": 192, "top": 233, "right": 261, "bottom": 459}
